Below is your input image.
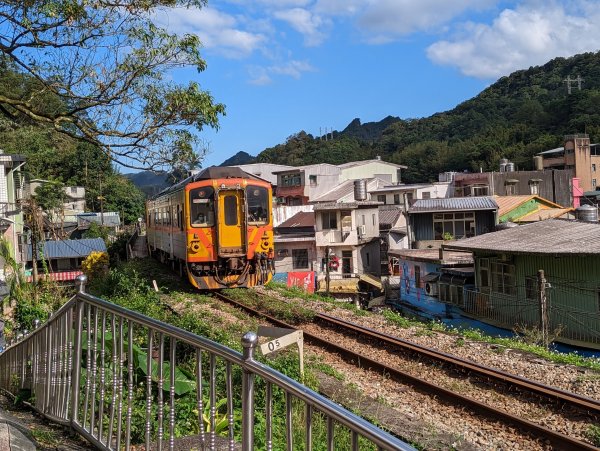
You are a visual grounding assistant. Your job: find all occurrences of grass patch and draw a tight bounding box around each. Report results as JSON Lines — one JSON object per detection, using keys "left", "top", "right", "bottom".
{"left": 223, "top": 288, "right": 316, "bottom": 325}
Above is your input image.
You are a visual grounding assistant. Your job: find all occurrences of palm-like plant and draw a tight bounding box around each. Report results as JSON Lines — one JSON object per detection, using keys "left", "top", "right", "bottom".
{"left": 0, "top": 236, "right": 27, "bottom": 313}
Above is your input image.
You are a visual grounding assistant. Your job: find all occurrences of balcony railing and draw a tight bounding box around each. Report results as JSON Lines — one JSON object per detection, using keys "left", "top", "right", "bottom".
{"left": 0, "top": 276, "right": 414, "bottom": 451}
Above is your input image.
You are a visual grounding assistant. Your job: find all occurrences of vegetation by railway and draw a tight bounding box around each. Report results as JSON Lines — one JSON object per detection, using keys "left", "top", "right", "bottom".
{"left": 8, "top": 257, "right": 600, "bottom": 449}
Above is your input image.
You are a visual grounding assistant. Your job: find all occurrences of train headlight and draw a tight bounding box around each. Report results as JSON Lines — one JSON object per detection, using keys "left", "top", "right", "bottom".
{"left": 190, "top": 241, "right": 201, "bottom": 253}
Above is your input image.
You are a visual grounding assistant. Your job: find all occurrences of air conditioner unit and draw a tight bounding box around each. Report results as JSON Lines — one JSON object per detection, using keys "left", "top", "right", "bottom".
{"left": 425, "top": 282, "right": 438, "bottom": 296}
{"left": 357, "top": 225, "right": 366, "bottom": 237}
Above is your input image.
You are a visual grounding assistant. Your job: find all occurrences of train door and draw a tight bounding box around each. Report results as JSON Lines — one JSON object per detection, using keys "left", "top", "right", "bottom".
{"left": 217, "top": 190, "right": 246, "bottom": 256}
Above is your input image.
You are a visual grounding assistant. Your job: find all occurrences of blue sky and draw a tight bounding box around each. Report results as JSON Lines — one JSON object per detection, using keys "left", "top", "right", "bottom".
{"left": 154, "top": 0, "right": 600, "bottom": 168}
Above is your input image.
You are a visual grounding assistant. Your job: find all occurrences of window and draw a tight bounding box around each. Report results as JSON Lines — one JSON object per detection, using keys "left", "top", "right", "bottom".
{"left": 491, "top": 261, "right": 516, "bottom": 295}
{"left": 593, "top": 179, "right": 597, "bottom": 188}
{"left": 377, "top": 195, "right": 386, "bottom": 204}
{"left": 471, "top": 185, "right": 489, "bottom": 196}
{"left": 322, "top": 211, "right": 337, "bottom": 230}
{"left": 190, "top": 187, "right": 215, "bottom": 227}
{"left": 247, "top": 185, "right": 269, "bottom": 225}
{"left": 309, "top": 175, "right": 317, "bottom": 186}
{"left": 415, "top": 265, "right": 421, "bottom": 289}
{"left": 525, "top": 277, "right": 537, "bottom": 300}
{"left": 372, "top": 213, "right": 376, "bottom": 226}
{"left": 433, "top": 212, "right": 475, "bottom": 240}
{"left": 281, "top": 173, "right": 301, "bottom": 186}
{"left": 393, "top": 194, "right": 401, "bottom": 205}
{"left": 340, "top": 210, "right": 352, "bottom": 231}
{"left": 422, "top": 192, "right": 431, "bottom": 199}
{"left": 224, "top": 195, "right": 238, "bottom": 226}
{"left": 292, "top": 249, "right": 309, "bottom": 269}
{"left": 479, "top": 258, "right": 490, "bottom": 289}
{"left": 593, "top": 164, "right": 597, "bottom": 172}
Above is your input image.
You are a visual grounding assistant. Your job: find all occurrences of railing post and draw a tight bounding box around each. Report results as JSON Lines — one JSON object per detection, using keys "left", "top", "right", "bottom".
{"left": 241, "top": 332, "right": 258, "bottom": 451}
{"left": 71, "top": 275, "right": 87, "bottom": 426}
{"left": 77, "top": 274, "right": 88, "bottom": 294}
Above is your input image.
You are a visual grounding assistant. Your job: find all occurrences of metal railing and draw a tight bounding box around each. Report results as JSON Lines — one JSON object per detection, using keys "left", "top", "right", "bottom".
{"left": 0, "top": 275, "right": 414, "bottom": 451}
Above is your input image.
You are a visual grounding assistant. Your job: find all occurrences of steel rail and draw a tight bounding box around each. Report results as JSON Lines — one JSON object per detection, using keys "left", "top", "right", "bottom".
{"left": 317, "top": 312, "right": 600, "bottom": 415}
{"left": 213, "top": 292, "right": 599, "bottom": 451}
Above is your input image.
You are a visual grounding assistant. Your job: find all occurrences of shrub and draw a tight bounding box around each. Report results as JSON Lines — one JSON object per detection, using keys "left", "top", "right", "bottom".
{"left": 81, "top": 251, "right": 110, "bottom": 279}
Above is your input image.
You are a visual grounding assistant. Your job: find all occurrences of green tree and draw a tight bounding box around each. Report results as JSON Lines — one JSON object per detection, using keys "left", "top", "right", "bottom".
{"left": 0, "top": 1, "right": 225, "bottom": 172}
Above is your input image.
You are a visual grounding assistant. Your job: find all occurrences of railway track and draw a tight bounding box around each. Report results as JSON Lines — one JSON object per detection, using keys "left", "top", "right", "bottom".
{"left": 212, "top": 291, "right": 600, "bottom": 450}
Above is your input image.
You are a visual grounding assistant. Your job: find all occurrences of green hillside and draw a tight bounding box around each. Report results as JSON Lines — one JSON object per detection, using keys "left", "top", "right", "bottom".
{"left": 256, "top": 51, "right": 600, "bottom": 183}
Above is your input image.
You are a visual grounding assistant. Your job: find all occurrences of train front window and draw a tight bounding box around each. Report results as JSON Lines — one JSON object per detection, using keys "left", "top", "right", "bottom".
{"left": 224, "top": 195, "right": 238, "bottom": 225}
{"left": 190, "top": 187, "right": 215, "bottom": 227}
{"left": 248, "top": 186, "right": 269, "bottom": 225}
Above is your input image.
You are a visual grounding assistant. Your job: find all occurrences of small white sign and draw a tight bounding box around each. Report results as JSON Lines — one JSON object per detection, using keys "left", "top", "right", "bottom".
{"left": 258, "top": 326, "right": 304, "bottom": 376}
{"left": 260, "top": 330, "right": 303, "bottom": 355}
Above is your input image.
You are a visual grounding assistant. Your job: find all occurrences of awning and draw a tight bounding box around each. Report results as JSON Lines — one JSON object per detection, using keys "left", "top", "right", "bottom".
{"left": 422, "top": 273, "right": 440, "bottom": 283}
{"left": 359, "top": 273, "right": 382, "bottom": 290}
{"left": 317, "top": 278, "right": 359, "bottom": 294}
{"left": 26, "top": 270, "right": 83, "bottom": 283}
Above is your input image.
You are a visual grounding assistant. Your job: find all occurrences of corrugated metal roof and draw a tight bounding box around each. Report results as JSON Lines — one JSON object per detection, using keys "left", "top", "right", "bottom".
{"left": 379, "top": 208, "right": 403, "bottom": 227}
{"left": 277, "top": 211, "right": 315, "bottom": 228}
{"left": 444, "top": 219, "right": 600, "bottom": 255}
{"left": 409, "top": 196, "right": 498, "bottom": 213}
{"left": 26, "top": 238, "right": 106, "bottom": 260}
{"left": 77, "top": 212, "right": 121, "bottom": 227}
{"left": 538, "top": 146, "right": 564, "bottom": 155}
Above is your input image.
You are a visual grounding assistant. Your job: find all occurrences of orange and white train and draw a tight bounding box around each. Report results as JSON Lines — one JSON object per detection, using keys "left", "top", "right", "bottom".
{"left": 146, "top": 167, "right": 274, "bottom": 289}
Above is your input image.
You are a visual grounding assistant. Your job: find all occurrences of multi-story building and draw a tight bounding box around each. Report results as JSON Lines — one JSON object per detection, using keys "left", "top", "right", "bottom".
{"left": 0, "top": 152, "right": 26, "bottom": 267}
{"left": 274, "top": 158, "right": 407, "bottom": 206}
{"left": 537, "top": 134, "right": 600, "bottom": 201}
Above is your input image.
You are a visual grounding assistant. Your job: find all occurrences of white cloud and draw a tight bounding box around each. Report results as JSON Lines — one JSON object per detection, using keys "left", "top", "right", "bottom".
{"left": 427, "top": 1, "right": 600, "bottom": 78}
{"left": 273, "top": 8, "right": 330, "bottom": 46}
{"left": 154, "top": 7, "right": 266, "bottom": 58}
{"left": 248, "top": 60, "right": 316, "bottom": 84}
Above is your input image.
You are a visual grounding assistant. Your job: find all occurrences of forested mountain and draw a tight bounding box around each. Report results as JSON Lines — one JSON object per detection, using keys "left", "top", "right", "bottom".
{"left": 219, "top": 151, "right": 256, "bottom": 166}
{"left": 256, "top": 51, "right": 600, "bottom": 183}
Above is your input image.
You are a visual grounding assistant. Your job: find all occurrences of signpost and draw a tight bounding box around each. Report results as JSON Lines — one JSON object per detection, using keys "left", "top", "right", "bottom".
{"left": 258, "top": 326, "right": 304, "bottom": 376}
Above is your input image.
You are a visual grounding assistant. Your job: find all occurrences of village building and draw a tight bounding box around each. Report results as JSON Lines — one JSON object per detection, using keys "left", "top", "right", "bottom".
{"left": 24, "top": 237, "right": 106, "bottom": 283}
{"left": 443, "top": 219, "right": 600, "bottom": 349}
{"left": 272, "top": 211, "right": 317, "bottom": 276}
{"left": 494, "top": 194, "right": 574, "bottom": 223}
{"left": 408, "top": 196, "right": 498, "bottom": 249}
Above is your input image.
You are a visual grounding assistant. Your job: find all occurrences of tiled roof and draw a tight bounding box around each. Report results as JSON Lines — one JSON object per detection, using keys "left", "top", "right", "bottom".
{"left": 26, "top": 238, "right": 106, "bottom": 260}
{"left": 518, "top": 208, "right": 573, "bottom": 222}
{"left": 277, "top": 211, "right": 315, "bottom": 228}
{"left": 494, "top": 195, "right": 563, "bottom": 217}
{"left": 409, "top": 196, "right": 498, "bottom": 213}
{"left": 444, "top": 219, "right": 600, "bottom": 255}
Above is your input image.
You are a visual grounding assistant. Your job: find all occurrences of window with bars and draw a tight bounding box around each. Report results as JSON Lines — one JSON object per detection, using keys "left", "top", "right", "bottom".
{"left": 292, "top": 249, "right": 309, "bottom": 269}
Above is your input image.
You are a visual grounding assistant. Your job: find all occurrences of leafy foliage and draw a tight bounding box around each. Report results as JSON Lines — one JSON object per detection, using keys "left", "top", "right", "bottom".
{"left": 256, "top": 51, "right": 600, "bottom": 183}
{"left": 0, "top": 1, "right": 225, "bottom": 171}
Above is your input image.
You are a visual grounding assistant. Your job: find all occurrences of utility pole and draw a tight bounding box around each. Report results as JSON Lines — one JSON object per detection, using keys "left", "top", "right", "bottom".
{"left": 325, "top": 246, "right": 330, "bottom": 296}
{"left": 563, "top": 74, "right": 584, "bottom": 94}
{"left": 537, "top": 270, "right": 549, "bottom": 348}
{"left": 98, "top": 175, "right": 105, "bottom": 226}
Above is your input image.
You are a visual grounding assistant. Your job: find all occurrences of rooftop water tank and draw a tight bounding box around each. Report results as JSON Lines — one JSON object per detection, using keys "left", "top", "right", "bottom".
{"left": 575, "top": 204, "right": 599, "bottom": 222}
{"left": 354, "top": 179, "right": 368, "bottom": 201}
{"left": 505, "top": 162, "right": 515, "bottom": 172}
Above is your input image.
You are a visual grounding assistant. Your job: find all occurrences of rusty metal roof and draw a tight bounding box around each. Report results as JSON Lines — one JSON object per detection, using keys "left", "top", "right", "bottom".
{"left": 444, "top": 219, "right": 600, "bottom": 255}
{"left": 409, "top": 196, "right": 498, "bottom": 213}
